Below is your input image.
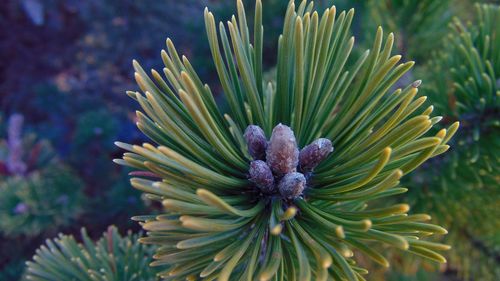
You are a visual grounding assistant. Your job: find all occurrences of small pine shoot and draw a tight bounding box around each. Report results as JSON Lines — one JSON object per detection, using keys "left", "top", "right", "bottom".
{"left": 24, "top": 226, "right": 158, "bottom": 281}
{"left": 115, "top": 1, "right": 458, "bottom": 280}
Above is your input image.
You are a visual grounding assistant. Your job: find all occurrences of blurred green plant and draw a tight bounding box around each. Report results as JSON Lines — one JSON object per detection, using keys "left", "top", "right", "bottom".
{"left": 73, "top": 110, "right": 119, "bottom": 151}
{"left": 365, "top": 0, "right": 452, "bottom": 61}
{"left": 0, "top": 166, "right": 84, "bottom": 237}
{"left": 115, "top": 0, "right": 457, "bottom": 279}
{"left": 69, "top": 110, "right": 120, "bottom": 184}
{"left": 24, "top": 225, "right": 158, "bottom": 281}
{"left": 0, "top": 114, "right": 84, "bottom": 237}
{"left": 407, "top": 3, "right": 500, "bottom": 280}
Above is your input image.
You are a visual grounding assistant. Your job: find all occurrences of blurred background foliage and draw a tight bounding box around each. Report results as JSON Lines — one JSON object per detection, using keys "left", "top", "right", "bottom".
{"left": 0, "top": 0, "right": 498, "bottom": 280}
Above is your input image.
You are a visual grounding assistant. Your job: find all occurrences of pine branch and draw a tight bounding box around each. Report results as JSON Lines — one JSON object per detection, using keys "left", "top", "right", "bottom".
{"left": 115, "top": 1, "right": 457, "bottom": 280}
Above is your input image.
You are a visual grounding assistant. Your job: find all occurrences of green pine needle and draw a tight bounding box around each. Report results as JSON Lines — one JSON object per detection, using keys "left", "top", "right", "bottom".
{"left": 24, "top": 226, "right": 157, "bottom": 281}
{"left": 116, "top": 1, "right": 457, "bottom": 280}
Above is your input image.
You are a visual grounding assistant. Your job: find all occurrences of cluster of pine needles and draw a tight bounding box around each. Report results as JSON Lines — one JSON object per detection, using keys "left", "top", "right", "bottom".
{"left": 110, "top": 0, "right": 461, "bottom": 280}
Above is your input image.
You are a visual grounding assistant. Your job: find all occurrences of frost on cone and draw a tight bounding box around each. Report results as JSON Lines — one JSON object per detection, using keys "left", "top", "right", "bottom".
{"left": 266, "top": 124, "right": 299, "bottom": 176}
{"left": 248, "top": 160, "right": 275, "bottom": 193}
{"left": 245, "top": 124, "right": 333, "bottom": 199}
{"left": 244, "top": 125, "right": 267, "bottom": 160}
{"left": 299, "top": 138, "right": 333, "bottom": 172}
{"left": 278, "top": 172, "right": 306, "bottom": 199}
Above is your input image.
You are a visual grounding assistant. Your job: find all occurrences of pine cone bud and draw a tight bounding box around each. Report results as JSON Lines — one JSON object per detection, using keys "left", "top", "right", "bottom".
{"left": 299, "top": 138, "right": 333, "bottom": 172}
{"left": 278, "top": 172, "right": 306, "bottom": 199}
{"left": 266, "top": 124, "right": 299, "bottom": 176}
{"left": 244, "top": 125, "right": 268, "bottom": 160}
{"left": 249, "top": 160, "right": 275, "bottom": 193}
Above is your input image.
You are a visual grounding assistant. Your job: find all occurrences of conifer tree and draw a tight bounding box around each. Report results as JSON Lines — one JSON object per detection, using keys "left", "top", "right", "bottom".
{"left": 24, "top": 226, "right": 157, "bottom": 281}
{"left": 114, "top": 1, "right": 457, "bottom": 280}
{"left": 408, "top": 3, "right": 500, "bottom": 280}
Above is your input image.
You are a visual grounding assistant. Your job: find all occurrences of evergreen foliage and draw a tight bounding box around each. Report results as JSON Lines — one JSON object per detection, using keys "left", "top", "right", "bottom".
{"left": 409, "top": 3, "right": 500, "bottom": 280}
{"left": 365, "top": 0, "right": 452, "bottom": 60}
{"left": 115, "top": 1, "right": 458, "bottom": 279}
{"left": 24, "top": 226, "right": 158, "bottom": 281}
{"left": 0, "top": 114, "right": 84, "bottom": 237}
{"left": 3, "top": 0, "right": 498, "bottom": 280}
{"left": 0, "top": 166, "right": 84, "bottom": 237}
